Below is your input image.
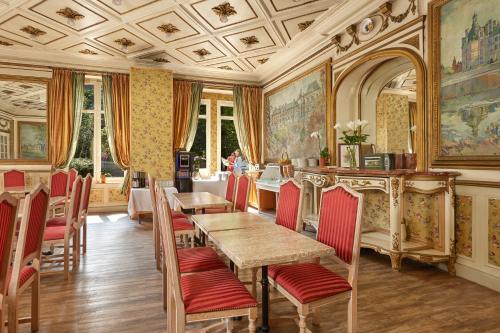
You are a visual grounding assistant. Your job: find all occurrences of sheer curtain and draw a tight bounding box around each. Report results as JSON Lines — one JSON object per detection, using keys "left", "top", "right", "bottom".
{"left": 102, "top": 73, "right": 131, "bottom": 192}
{"left": 233, "top": 86, "right": 263, "bottom": 164}
{"left": 64, "top": 72, "right": 85, "bottom": 168}
{"left": 185, "top": 82, "right": 203, "bottom": 151}
{"left": 48, "top": 68, "right": 74, "bottom": 167}
{"left": 173, "top": 80, "right": 192, "bottom": 151}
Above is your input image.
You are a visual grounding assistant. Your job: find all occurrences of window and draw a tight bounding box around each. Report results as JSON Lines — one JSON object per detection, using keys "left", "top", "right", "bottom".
{"left": 217, "top": 101, "right": 240, "bottom": 171}
{"left": 0, "top": 133, "right": 9, "bottom": 159}
{"left": 189, "top": 100, "right": 211, "bottom": 171}
{"left": 71, "top": 79, "right": 124, "bottom": 180}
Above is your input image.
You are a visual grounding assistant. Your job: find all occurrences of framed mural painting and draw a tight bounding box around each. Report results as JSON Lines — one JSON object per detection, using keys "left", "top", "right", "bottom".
{"left": 429, "top": 0, "right": 500, "bottom": 168}
{"left": 264, "top": 60, "right": 332, "bottom": 162}
{"left": 18, "top": 121, "right": 47, "bottom": 160}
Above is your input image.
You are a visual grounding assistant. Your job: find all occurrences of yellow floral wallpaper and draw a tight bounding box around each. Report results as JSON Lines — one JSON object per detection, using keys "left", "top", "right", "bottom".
{"left": 201, "top": 92, "right": 233, "bottom": 173}
{"left": 89, "top": 188, "right": 104, "bottom": 204}
{"left": 109, "top": 188, "right": 127, "bottom": 203}
{"left": 362, "top": 190, "right": 390, "bottom": 231}
{"left": 376, "top": 93, "right": 410, "bottom": 153}
{"left": 404, "top": 193, "right": 440, "bottom": 246}
{"left": 488, "top": 199, "right": 500, "bottom": 267}
{"left": 130, "top": 67, "right": 173, "bottom": 180}
{"left": 456, "top": 195, "right": 473, "bottom": 257}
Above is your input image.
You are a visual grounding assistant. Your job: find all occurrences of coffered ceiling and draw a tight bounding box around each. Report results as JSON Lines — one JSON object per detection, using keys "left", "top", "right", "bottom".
{"left": 0, "top": 0, "right": 348, "bottom": 81}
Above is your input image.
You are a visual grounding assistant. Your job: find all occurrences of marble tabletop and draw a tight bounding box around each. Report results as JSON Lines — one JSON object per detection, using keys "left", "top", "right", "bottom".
{"left": 191, "top": 212, "right": 269, "bottom": 234}
{"left": 208, "top": 224, "right": 335, "bottom": 269}
{"left": 172, "top": 192, "right": 232, "bottom": 210}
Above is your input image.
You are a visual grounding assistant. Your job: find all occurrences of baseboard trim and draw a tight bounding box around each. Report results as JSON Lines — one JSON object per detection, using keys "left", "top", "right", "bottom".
{"left": 455, "top": 262, "right": 500, "bottom": 293}
{"left": 89, "top": 204, "right": 127, "bottom": 214}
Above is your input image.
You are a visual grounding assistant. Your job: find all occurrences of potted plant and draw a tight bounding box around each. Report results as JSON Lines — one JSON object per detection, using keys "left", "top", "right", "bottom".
{"left": 335, "top": 120, "right": 369, "bottom": 169}
{"left": 101, "top": 170, "right": 112, "bottom": 184}
{"left": 319, "top": 147, "right": 329, "bottom": 167}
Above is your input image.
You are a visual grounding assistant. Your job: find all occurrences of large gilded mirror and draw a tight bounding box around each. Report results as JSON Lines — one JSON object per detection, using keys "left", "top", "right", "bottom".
{"left": 0, "top": 77, "right": 48, "bottom": 163}
{"left": 333, "top": 48, "right": 426, "bottom": 170}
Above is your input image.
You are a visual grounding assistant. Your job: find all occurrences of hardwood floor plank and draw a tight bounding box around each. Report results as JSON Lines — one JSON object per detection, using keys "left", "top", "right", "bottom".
{"left": 17, "top": 214, "right": 500, "bottom": 332}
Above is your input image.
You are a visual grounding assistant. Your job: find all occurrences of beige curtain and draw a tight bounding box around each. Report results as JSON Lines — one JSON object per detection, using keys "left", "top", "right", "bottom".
{"left": 185, "top": 82, "right": 203, "bottom": 151}
{"left": 64, "top": 72, "right": 85, "bottom": 168}
{"left": 48, "top": 68, "right": 73, "bottom": 167}
{"left": 233, "top": 87, "right": 250, "bottom": 160}
{"left": 173, "top": 80, "right": 192, "bottom": 151}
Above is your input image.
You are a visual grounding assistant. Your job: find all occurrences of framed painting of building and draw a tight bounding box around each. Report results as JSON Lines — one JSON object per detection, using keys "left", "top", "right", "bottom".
{"left": 18, "top": 121, "right": 47, "bottom": 160}
{"left": 264, "top": 60, "right": 332, "bottom": 162}
{"left": 429, "top": 0, "right": 500, "bottom": 168}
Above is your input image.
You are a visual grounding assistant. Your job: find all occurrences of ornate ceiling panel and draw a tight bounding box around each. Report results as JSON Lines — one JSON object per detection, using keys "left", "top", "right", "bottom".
{"left": 29, "top": 0, "right": 108, "bottom": 32}
{"left": 0, "top": 80, "right": 46, "bottom": 117}
{"left": 0, "top": 0, "right": 344, "bottom": 78}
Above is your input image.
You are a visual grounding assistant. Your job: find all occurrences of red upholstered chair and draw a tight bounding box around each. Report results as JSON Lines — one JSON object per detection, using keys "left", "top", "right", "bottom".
{"left": 3, "top": 170, "right": 25, "bottom": 188}
{"left": 79, "top": 175, "right": 92, "bottom": 255}
{"left": 0, "top": 193, "right": 19, "bottom": 333}
{"left": 43, "top": 176, "right": 83, "bottom": 279}
{"left": 149, "top": 175, "right": 193, "bottom": 271}
{"left": 233, "top": 174, "right": 251, "bottom": 212}
{"left": 269, "top": 183, "right": 364, "bottom": 333}
{"left": 48, "top": 169, "right": 69, "bottom": 217}
{"left": 204, "top": 172, "right": 237, "bottom": 214}
{"left": 157, "top": 189, "right": 257, "bottom": 332}
{"left": 155, "top": 187, "right": 227, "bottom": 312}
{"left": 68, "top": 168, "right": 78, "bottom": 193}
{"left": 8, "top": 184, "right": 50, "bottom": 333}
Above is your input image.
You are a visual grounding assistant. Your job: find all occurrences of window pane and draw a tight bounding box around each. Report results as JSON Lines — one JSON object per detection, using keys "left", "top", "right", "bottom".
{"left": 101, "top": 116, "right": 124, "bottom": 177}
{"left": 70, "top": 113, "right": 94, "bottom": 176}
{"left": 84, "top": 85, "right": 94, "bottom": 110}
{"left": 199, "top": 104, "right": 206, "bottom": 116}
{"left": 220, "top": 106, "right": 233, "bottom": 117}
{"left": 190, "top": 118, "right": 207, "bottom": 168}
{"left": 221, "top": 119, "right": 240, "bottom": 161}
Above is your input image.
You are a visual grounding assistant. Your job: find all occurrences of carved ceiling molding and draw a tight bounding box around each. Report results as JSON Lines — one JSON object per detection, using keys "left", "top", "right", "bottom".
{"left": 56, "top": 7, "right": 85, "bottom": 22}
{"left": 331, "top": 0, "right": 418, "bottom": 56}
{"left": 79, "top": 48, "right": 97, "bottom": 55}
{"left": 298, "top": 20, "right": 314, "bottom": 32}
{"left": 240, "top": 35, "right": 259, "bottom": 46}
{"left": 211, "top": 2, "right": 237, "bottom": 23}
{"left": 20, "top": 25, "right": 46, "bottom": 38}
{"left": 0, "top": 40, "right": 13, "bottom": 46}
{"left": 193, "top": 48, "right": 211, "bottom": 57}
{"left": 157, "top": 23, "right": 180, "bottom": 35}
{"left": 153, "top": 57, "right": 170, "bottom": 63}
{"left": 114, "top": 38, "right": 135, "bottom": 50}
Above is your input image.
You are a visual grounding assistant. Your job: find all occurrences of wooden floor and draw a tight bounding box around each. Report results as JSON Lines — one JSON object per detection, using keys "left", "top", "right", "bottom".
{"left": 18, "top": 214, "right": 500, "bottom": 333}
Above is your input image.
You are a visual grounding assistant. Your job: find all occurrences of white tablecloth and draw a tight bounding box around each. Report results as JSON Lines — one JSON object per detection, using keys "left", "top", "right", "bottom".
{"left": 192, "top": 178, "right": 228, "bottom": 198}
{"left": 127, "top": 187, "right": 178, "bottom": 219}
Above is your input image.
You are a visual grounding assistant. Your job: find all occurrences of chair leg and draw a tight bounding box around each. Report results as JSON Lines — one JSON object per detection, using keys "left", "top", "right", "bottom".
{"left": 190, "top": 234, "right": 194, "bottom": 248}
{"left": 298, "top": 314, "right": 307, "bottom": 333}
{"left": 251, "top": 268, "right": 258, "bottom": 298}
{"left": 312, "top": 307, "right": 321, "bottom": 327}
{"left": 72, "top": 233, "right": 78, "bottom": 271}
{"left": 248, "top": 308, "right": 257, "bottom": 333}
{"left": 225, "top": 318, "right": 233, "bottom": 333}
{"left": 348, "top": 290, "right": 357, "bottom": 333}
{"left": 7, "top": 296, "right": 18, "bottom": 333}
{"left": 83, "top": 222, "right": 87, "bottom": 255}
{"left": 155, "top": 226, "right": 161, "bottom": 271}
{"left": 0, "top": 308, "right": 3, "bottom": 333}
{"left": 31, "top": 273, "right": 40, "bottom": 332}
{"left": 64, "top": 240, "right": 70, "bottom": 280}
{"left": 162, "top": 258, "right": 169, "bottom": 311}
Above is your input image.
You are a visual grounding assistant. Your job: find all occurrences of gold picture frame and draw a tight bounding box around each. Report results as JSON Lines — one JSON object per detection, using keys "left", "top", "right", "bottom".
{"left": 429, "top": 0, "right": 500, "bottom": 169}
{"left": 263, "top": 60, "right": 332, "bottom": 162}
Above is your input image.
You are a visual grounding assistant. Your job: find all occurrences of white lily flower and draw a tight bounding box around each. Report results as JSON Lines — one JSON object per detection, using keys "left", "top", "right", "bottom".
{"left": 310, "top": 131, "right": 320, "bottom": 138}
{"left": 410, "top": 125, "right": 417, "bottom": 132}
{"left": 353, "top": 119, "right": 362, "bottom": 128}
{"left": 333, "top": 123, "right": 342, "bottom": 130}
{"left": 360, "top": 120, "right": 368, "bottom": 127}
{"left": 346, "top": 121, "right": 355, "bottom": 130}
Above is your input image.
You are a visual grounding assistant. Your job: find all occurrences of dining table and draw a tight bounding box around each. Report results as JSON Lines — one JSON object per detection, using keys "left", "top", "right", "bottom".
{"left": 172, "top": 191, "right": 232, "bottom": 213}
{"left": 206, "top": 221, "right": 336, "bottom": 333}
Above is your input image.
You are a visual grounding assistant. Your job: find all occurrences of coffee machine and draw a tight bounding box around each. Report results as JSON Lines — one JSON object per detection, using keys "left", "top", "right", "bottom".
{"left": 175, "top": 150, "right": 193, "bottom": 193}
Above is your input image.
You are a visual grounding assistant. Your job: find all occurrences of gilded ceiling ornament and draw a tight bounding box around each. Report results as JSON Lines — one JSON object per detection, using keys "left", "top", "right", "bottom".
{"left": 79, "top": 49, "right": 98, "bottom": 55}
{"left": 218, "top": 65, "right": 233, "bottom": 70}
{"left": 114, "top": 38, "right": 135, "bottom": 51}
{"left": 157, "top": 23, "right": 180, "bottom": 36}
{"left": 20, "top": 25, "right": 46, "bottom": 39}
{"left": 56, "top": 7, "right": 85, "bottom": 26}
{"left": 0, "top": 40, "right": 13, "bottom": 46}
{"left": 298, "top": 20, "right": 314, "bottom": 32}
{"left": 379, "top": 0, "right": 417, "bottom": 32}
{"left": 331, "top": 24, "right": 359, "bottom": 55}
{"left": 211, "top": 2, "right": 237, "bottom": 23}
{"left": 193, "top": 48, "right": 211, "bottom": 58}
{"left": 153, "top": 57, "right": 170, "bottom": 63}
{"left": 257, "top": 58, "right": 269, "bottom": 64}
{"left": 240, "top": 35, "right": 259, "bottom": 47}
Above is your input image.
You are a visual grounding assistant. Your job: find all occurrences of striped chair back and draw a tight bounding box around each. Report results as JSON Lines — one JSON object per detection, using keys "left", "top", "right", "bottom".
{"left": 68, "top": 168, "right": 78, "bottom": 192}
{"left": 3, "top": 169, "right": 25, "bottom": 188}
{"left": 317, "top": 183, "right": 364, "bottom": 285}
{"left": 69, "top": 176, "right": 84, "bottom": 224}
{"left": 0, "top": 193, "right": 19, "bottom": 296}
{"left": 276, "top": 179, "right": 304, "bottom": 232}
{"left": 80, "top": 175, "right": 92, "bottom": 220}
{"left": 50, "top": 169, "right": 69, "bottom": 198}
{"left": 234, "top": 174, "right": 251, "bottom": 212}
{"left": 225, "top": 173, "right": 237, "bottom": 202}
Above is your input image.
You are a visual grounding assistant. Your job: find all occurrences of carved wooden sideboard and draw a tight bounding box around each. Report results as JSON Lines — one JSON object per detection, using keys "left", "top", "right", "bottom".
{"left": 299, "top": 167, "right": 459, "bottom": 273}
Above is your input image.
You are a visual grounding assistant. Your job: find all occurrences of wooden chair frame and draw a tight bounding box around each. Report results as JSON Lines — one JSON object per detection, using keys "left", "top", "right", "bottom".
{"left": 269, "top": 183, "right": 364, "bottom": 333}
{"left": 7, "top": 184, "right": 50, "bottom": 333}
{"left": 158, "top": 190, "right": 257, "bottom": 333}
{"left": 42, "top": 176, "right": 85, "bottom": 279}
{"left": 79, "top": 174, "right": 92, "bottom": 256}
{"left": 2, "top": 170, "right": 25, "bottom": 189}
{"left": 233, "top": 174, "right": 252, "bottom": 213}
{"left": 48, "top": 169, "right": 70, "bottom": 217}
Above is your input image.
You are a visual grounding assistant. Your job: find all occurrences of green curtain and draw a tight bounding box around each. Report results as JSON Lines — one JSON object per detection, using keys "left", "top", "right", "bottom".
{"left": 185, "top": 82, "right": 203, "bottom": 151}
{"left": 232, "top": 86, "right": 251, "bottom": 160}
{"left": 64, "top": 72, "right": 84, "bottom": 167}
{"left": 102, "top": 75, "right": 118, "bottom": 163}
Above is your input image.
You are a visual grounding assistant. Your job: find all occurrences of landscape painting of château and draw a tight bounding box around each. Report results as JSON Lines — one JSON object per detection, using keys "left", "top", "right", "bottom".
{"left": 439, "top": 0, "right": 500, "bottom": 157}
{"left": 264, "top": 64, "right": 329, "bottom": 160}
